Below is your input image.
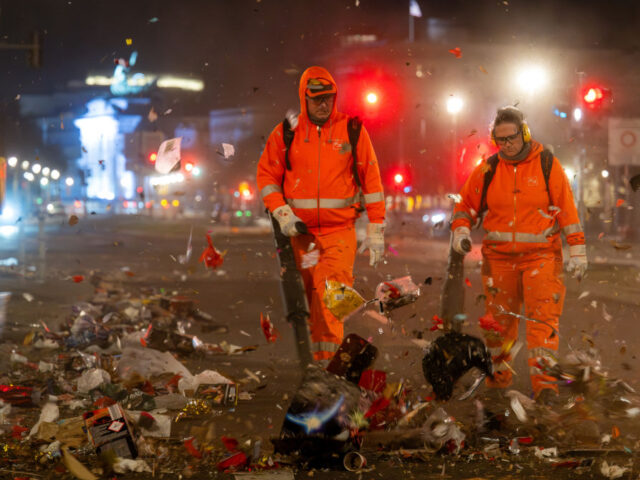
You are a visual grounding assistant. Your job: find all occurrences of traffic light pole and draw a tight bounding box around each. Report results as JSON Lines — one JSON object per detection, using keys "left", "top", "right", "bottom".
{"left": 0, "top": 31, "right": 42, "bottom": 68}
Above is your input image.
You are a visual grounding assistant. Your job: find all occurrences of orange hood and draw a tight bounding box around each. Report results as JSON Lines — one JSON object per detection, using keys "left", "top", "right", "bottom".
{"left": 298, "top": 66, "right": 338, "bottom": 122}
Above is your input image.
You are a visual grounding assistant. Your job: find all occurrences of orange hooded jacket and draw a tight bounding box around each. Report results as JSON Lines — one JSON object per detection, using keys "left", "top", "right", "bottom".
{"left": 451, "top": 141, "right": 585, "bottom": 255}
{"left": 257, "top": 66, "right": 385, "bottom": 234}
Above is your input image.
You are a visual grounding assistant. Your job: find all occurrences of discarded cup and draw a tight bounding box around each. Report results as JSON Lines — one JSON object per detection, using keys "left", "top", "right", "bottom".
{"left": 343, "top": 451, "right": 366, "bottom": 471}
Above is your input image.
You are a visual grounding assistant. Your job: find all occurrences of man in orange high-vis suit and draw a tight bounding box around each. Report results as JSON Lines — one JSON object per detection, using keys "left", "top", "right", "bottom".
{"left": 451, "top": 106, "right": 587, "bottom": 401}
{"left": 257, "top": 66, "right": 386, "bottom": 362}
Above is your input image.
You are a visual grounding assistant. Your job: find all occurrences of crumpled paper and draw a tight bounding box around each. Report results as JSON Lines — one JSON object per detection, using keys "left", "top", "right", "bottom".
{"left": 77, "top": 368, "right": 111, "bottom": 393}
{"left": 113, "top": 458, "right": 152, "bottom": 473}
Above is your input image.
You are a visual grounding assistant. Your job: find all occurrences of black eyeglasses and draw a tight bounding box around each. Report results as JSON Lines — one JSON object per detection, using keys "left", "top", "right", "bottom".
{"left": 306, "top": 94, "right": 335, "bottom": 106}
{"left": 494, "top": 131, "right": 521, "bottom": 145}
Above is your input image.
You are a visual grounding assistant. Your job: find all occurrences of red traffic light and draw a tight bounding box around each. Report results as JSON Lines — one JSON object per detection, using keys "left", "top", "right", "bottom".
{"left": 148, "top": 152, "right": 157, "bottom": 163}
{"left": 393, "top": 173, "right": 404, "bottom": 185}
{"left": 584, "top": 87, "right": 603, "bottom": 104}
{"left": 581, "top": 85, "right": 610, "bottom": 109}
{"left": 184, "top": 161, "right": 194, "bottom": 172}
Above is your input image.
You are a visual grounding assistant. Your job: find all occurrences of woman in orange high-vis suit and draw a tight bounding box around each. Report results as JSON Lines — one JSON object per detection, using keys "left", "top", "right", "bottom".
{"left": 451, "top": 106, "right": 587, "bottom": 401}
{"left": 257, "top": 66, "right": 386, "bottom": 362}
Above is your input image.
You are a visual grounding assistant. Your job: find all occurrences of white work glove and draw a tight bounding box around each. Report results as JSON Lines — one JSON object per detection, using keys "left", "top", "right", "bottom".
{"left": 273, "top": 205, "right": 303, "bottom": 237}
{"left": 567, "top": 244, "right": 588, "bottom": 280}
{"left": 452, "top": 226, "right": 472, "bottom": 255}
{"left": 363, "top": 222, "right": 385, "bottom": 267}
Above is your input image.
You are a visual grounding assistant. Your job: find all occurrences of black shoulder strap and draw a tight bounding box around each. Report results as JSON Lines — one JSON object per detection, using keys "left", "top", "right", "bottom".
{"left": 347, "top": 116, "right": 363, "bottom": 187}
{"left": 540, "top": 149, "right": 554, "bottom": 205}
{"left": 479, "top": 153, "right": 499, "bottom": 217}
{"left": 281, "top": 118, "right": 295, "bottom": 171}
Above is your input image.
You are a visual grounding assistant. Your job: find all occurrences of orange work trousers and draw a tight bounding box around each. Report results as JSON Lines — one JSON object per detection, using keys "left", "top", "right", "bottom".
{"left": 481, "top": 248, "right": 565, "bottom": 396}
{"left": 291, "top": 226, "right": 357, "bottom": 362}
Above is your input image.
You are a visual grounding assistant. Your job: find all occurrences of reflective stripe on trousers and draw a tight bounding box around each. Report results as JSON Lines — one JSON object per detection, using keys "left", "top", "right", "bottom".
{"left": 311, "top": 341, "right": 340, "bottom": 355}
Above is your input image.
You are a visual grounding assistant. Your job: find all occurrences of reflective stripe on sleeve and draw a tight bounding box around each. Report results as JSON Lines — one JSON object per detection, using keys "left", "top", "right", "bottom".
{"left": 452, "top": 211, "right": 473, "bottom": 222}
{"left": 260, "top": 184, "right": 282, "bottom": 199}
{"left": 485, "top": 231, "right": 557, "bottom": 243}
{"left": 562, "top": 222, "right": 583, "bottom": 235}
{"left": 288, "top": 194, "right": 360, "bottom": 209}
{"left": 363, "top": 191, "right": 384, "bottom": 204}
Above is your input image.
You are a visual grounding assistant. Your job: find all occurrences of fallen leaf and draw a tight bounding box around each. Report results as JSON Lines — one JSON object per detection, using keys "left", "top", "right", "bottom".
{"left": 610, "top": 240, "right": 632, "bottom": 250}
{"left": 478, "top": 65, "right": 488, "bottom": 74}
{"left": 464, "top": 277, "right": 472, "bottom": 288}
{"left": 616, "top": 198, "right": 625, "bottom": 208}
{"left": 72, "top": 275, "right": 84, "bottom": 283}
{"left": 62, "top": 447, "right": 97, "bottom": 480}
{"left": 68, "top": 215, "right": 79, "bottom": 226}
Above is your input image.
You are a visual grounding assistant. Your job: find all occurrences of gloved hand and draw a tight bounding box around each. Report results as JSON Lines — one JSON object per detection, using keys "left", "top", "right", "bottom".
{"left": 452, "top": 227, "right": 472, "bottom": 255}
{"left": 273, "top": 205, "right": 303, "bottom": 237}
{"left": 363, "top": 222, "right": 385, "bottom": 267}
{"left": 567, "top": 244, "right": 588, "bottom": 280}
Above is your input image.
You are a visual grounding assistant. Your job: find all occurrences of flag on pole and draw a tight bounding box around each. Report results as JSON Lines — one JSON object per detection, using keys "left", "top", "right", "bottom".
{"left": 155, "top": 137, "right": 182, "bottom": 174}
{"left": 410, "top": 0, "right": 422, "bottom": 17}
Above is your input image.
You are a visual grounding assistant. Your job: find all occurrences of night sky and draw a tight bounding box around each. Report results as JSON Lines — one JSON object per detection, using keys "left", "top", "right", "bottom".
{"left": 1, "top": 0, "right": 638, "bottom": 109}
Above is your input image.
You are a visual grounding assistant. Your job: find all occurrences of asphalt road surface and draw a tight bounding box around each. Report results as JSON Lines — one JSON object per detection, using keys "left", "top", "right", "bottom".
{"left": 1, "top": 215, "right": 639, "bottom": 479}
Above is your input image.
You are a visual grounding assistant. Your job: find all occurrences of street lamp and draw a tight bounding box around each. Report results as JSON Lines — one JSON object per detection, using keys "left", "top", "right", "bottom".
{"left": 601, "top": 169, "right": 609, "bottom": 178}
{"left": 21, "top": 160, "right": 30, "bottom": 170}
{"left": 24, "top": 172, "right": 35, "bottom": 182}
{"left": 65, "top": 177, "right": 74, "bottom": 187}
{"left": 32, "top": 163, "right": 42, "bottom": 174}
{"left": 8, "top": 157, "right": 17, "bottom": 168}
{"left": 42, "top": 167, "right": 50, "bottom": 177}
{"left": 573, "top": 107, "right": 583, "bottom": 122}
{"left": 515, "top": 65, "right": 549, "bottom": 94}
{"left": 40, "top": 177, "right": 49, "bottom": 186}
{"left": 446, "top": 95, "right": 464, "bottom": 114}
{"left": 51, "top": 170, "right": 60, "bottom": 180}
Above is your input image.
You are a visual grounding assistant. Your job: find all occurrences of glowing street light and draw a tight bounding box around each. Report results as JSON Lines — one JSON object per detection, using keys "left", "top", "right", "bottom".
{"left": 24, "top": 172, "right": 35, "bottom": 182}
{"left": 40, "top": 177, "right": 49, "bottom": 186}
{"left": 8, "top": 157, "right": 18, "bottom": 168}
{"left": 51, "top": 170, "right": 60, "bottom": 180}
{"left": 65, "top": 177, "right": 75, "bottom": 187}
{"left": 21, "top": 160, "right": 30, "bottom": 170}
{"left": 42, "top": 167, "right": 50, "bottom": 177}
{"left": 446, "top": 95, "right": 464, "bottom": 114}
{"left": 192, "top": 166, "right": 202, "bottom": 177}
{"left": 515, "top": 65, "right": 549, "bottom": 94}
{"left": 32, "top": 163, "right": 42, "bottom": 174}
{"left": 601, "top": 169, "right": 609, "bottom": 178}
{"left": 573, "top": 107, "right": 583, "bottom": 122}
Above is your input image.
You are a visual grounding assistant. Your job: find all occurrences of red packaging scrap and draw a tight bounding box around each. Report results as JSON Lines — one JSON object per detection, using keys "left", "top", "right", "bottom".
{"left": 260, "top": 312, "right": 279, "bottom": 343}
{"left": 0, "top": 385, "right": 36, "bottom": 406}
{"left": 358, "top": 370, "right": 387, "bottom": 393}
{"left": 217, "top": 451, "right": 247, "bottom": 471}
{"left": 199, "top": 234, "right": 224, "bottom": 270}
{"left": 83, "top": 403, "right": 137, "bottom": 459}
